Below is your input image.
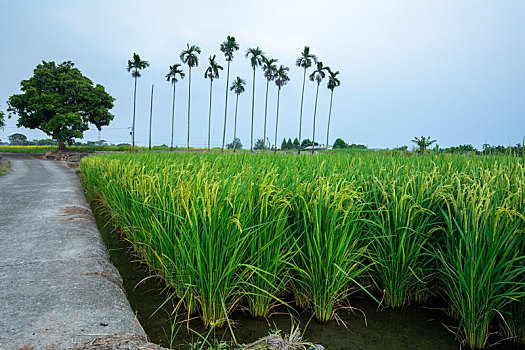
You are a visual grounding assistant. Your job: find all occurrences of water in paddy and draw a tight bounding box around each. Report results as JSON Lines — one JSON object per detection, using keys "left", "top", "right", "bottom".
{"left": 92, "top": 207, "right": 523, "bottom": 350}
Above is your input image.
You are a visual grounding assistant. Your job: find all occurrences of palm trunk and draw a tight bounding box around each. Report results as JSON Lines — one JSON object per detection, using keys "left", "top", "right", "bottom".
{"left": 298, "top": 67, "right": 307, "bottom": 154}
{"left": 132, "top": 74, "right": 138, "bottom": 151}
{"left": 148, "top": 84, "right": 154, "bottom": 150}
{"left": 274, "top": 87, "right": 281, "bottom": 154}
{"left": 250, "top": 66, "right": 256, "bottom": 152}
{"left": 233, "top": 93, "right": 239, "bottom": 153}
{"left": 326, "top": 89, "right": 334, "bottom": 152}
{"left": 263, "top": 78, "right": 270, "bottom": 151}
{"left": 187, "top": 67, "right": 192, "bottom": 152}
{"left": 207, "top": 78, "right": 213, "bottom": 152}
{"left": 222, "top": 60, "right": 231, "bottom": 152}
{"left": 170, "top": 83, "right": 176, "bottom": 151}
{"left": 312, "top": 82, "right": 320, "bottom": 155}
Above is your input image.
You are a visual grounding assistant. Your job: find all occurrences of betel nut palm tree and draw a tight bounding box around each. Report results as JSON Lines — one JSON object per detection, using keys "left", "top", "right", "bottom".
{"left": 204, "top": 55, "right": 223, "bottom": 151}
{"left": 274, "top": 65, "right": 290, "bottom": 154}
{"left": 309, "top": 61, "right": 329, "bottom": 154}
{"left": 220, "top": 36, "right": 240, "bottom": 152}
{"left": 180, "top": 44, "right": 201, "bottom": 151}
{"left": 261, "top": 56, "right": 278, "bottom": 151}
{"left": 230, "top": 77, "right": 246, "bottom": 153}
{"left": 295, "top": 46, "right": 317, "bottom": 154}
{"left": 325, "top": 69, "right": 340, "bottom": 151}
{"left": 127, "top": 53, "right": 149, "bottom": 151}
{"left": 245, "top": 46, "right": 264, "bottom": 152}
{"left": 166, "top": 63, "right": 185, "bottom": 151}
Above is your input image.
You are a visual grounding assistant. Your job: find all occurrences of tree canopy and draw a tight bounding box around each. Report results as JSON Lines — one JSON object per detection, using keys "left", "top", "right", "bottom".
{"left": 8, "top": 133, "right": 28, "bottom": 145}
{"left": 7, "top": 61, "right": 115, "bottom": 150}
{"left": 0, "top": 111, "right": 5, "bottom": 129}
{"left": 226, "top": 137, "right": 243, "bottom": 150}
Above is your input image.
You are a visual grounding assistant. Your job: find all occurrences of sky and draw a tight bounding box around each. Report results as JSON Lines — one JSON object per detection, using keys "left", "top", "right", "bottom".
{"left": 0, "top": 0, "right": 524, "bottom": 149}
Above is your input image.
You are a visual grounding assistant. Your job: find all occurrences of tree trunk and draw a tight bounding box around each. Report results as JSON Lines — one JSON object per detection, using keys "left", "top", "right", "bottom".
{"left": 263, "top": 78, "right": 270, "bottom": 151}
{"left": 274, "top": 87, "right": 281, "bottom": 154}
{"left": 170, "top": 82, "right": 176, "bottom": 151}
{"left": 250, "top": 66, "right": 256, "bottom": 153}
{"left": 208, "top": 78, "right": 213, "bottom": 152}
{"left": 58, "top": 139, "right": 67, "bottom": 152}
{"left": 233, "top": 94, "right": 239, "bottom": 153}
{"left": 312, "top": 82, "right": 320, "bottom": 155}
{"left": 326, "top": 89, "right": 334, "bottom": 152}
{"left": 187, "top": 67, "right": 192, "bottom": 152}
{"left": 148, "top": 84, "right": 154, "bottom": 150}
{"left": 298, "top": 68, "right": 307, "bottom": 154}
{"left": 222, "top": 60, "right": 231, "bottom": 152}
{"left": 132, "top": 74, "right": 138, "bottom": 152}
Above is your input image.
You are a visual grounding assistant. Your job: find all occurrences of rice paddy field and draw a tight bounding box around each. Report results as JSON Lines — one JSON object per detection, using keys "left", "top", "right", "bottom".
{"left": 80, "top": 152, "right": 525, "bottom": 349}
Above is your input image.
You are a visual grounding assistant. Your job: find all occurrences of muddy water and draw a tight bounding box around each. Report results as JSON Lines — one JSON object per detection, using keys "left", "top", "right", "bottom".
{"left": 92, "top": 206, "right": 523, "bottom": 349}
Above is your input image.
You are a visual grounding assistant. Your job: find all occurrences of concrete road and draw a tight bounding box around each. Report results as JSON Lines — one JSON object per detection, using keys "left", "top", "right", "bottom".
{"left": 0, "top": 154, "right": 145, "bottom": 349}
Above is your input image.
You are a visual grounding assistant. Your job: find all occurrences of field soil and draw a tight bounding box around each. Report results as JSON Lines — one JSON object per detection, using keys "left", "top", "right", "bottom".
{"left": 0, "top": 153, "right": 158, "bottom": 349}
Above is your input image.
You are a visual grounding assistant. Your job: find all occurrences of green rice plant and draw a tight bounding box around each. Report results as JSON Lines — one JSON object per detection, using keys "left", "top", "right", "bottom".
{"left": 240, "top": 165, "right": 296, "bottom": 319}
{"left": 437, "top": 177, "right": 525, "bottom": 349}
{"left": 292, "top": 175, "right": 370, "bottom": 323}
{"left": 364, "top": 167, "right": 446, "bottom": 308}
{"left": 500, "top": 300, "right": 525, "bottom": 346}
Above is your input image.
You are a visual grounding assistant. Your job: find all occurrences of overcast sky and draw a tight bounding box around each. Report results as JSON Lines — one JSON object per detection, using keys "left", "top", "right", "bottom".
{"left": 1, "top": 0, "right": 524, "bottom": 149}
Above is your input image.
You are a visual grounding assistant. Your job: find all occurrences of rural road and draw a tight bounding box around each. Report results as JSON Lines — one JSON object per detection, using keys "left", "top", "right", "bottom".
{"left": 0, "top": 154, "right": 146, "bottom": 349}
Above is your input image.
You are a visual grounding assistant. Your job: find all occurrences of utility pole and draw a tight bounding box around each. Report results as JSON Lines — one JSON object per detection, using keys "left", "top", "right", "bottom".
{"left": 148, "top": 84, "right": 154, "bottom": 150}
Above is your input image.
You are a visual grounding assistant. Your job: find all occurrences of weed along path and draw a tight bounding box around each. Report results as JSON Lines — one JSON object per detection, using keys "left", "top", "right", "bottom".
{"left": 0, "top": 154, "right": 154, "bottom": 349}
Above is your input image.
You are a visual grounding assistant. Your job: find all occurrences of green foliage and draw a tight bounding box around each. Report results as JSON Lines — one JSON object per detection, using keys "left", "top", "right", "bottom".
{"left": 7, "top": 61, "right": 114, "bottom": 147}
{"left": 180, "top": 44, "right": 202, "bottom": 68}
{"left": 300, "top": 139, "right": 319, "bottom": 149}
{"left": 327, "top": 69, "right": 341, "bottom": 91}
{"left": 80, "top": 152, "right": 525, "bottom": 350}
{"left": 8, "top": 133, "right": 28, "bottom": 145}
{"left": 411, "top": 136, "right": 436, "bottom": 153}
{"left": 296, "top": 46, "right": 317, "bottom": 69}
{"left": 220, "top": 36, "right": 240, "bottom": 61}
{"left": 204, "top": 55, "right": 223, "bottom": 81}
{"left": 309, "top": 61, "right": 329, "bottom": 85}
{"left": 127, "top": 53, "right": 149, "bottom": 78}
{"left": 0, "top": 111, "right": 5, "bottom": 129}
{"left": 245, "top": 47, "right": 264, "bottom": 69}
{"left": 230, "top": 77, "right": 246, "bottom": 95}
{"left": 332, "top": 138, "right": 347, "bottom": 149}
{"left": 166, "top": 63, "right": 185, "bottom": 84}
{"left": 253, "top": 138, "right": 265, "bottom": 150}
{"left": 293, "top": 138, "right": 300, "bottom": 150}
{"left": 226, "top": 137, "right": 242, "bottom": 150}
{"left": 275, "top": 65, "right": 290, "bottom": 90}
{"left": 439, "top": 144, "right": 479, "bottom": 154}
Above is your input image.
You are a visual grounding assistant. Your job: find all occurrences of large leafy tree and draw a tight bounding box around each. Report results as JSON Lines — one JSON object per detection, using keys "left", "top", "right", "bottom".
{"left": 245, "top": 47, "right": 264, "bottom": 152}
{"left": 180, "top": 44, "right": 202, "bottom": 151}
{"left": 273, "top": 65, "right": 290, "bottom": 154}
{"left": 230, "top": 76, "right": 246, "bottom": 153}
{"left": 0, "top": 111, "right": 5, "bottom": 130}
{"left": 411, "top": 136, "right": 437, "bottom": 153}
{"left": 7, "top": 61, "right": 114, "bottom": 151}
{"left": 166, "top": 63, "right": 185, "bottom": 151}
{"left": 325, "top": 69, "right": 341, "bottom": 150}
{"left": 309, "top": 61, "right": 329, "bottom": 154}
{"left": 261, "top": 56, "right": 278, "bottom": 151}
{"left": 295, "top": 46, "right": 317, "bottom": 154}
{"left": 220, "top": 36, "right": 240, "bottom": 152}
{"left": 127, "top": 53, "right": 149, "bottom": 151}
{"left": 204, "top": 55, "right": 223, "bottom": 151}
{"left": 8, "top": 133, "right": 28, "bottom": 145}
